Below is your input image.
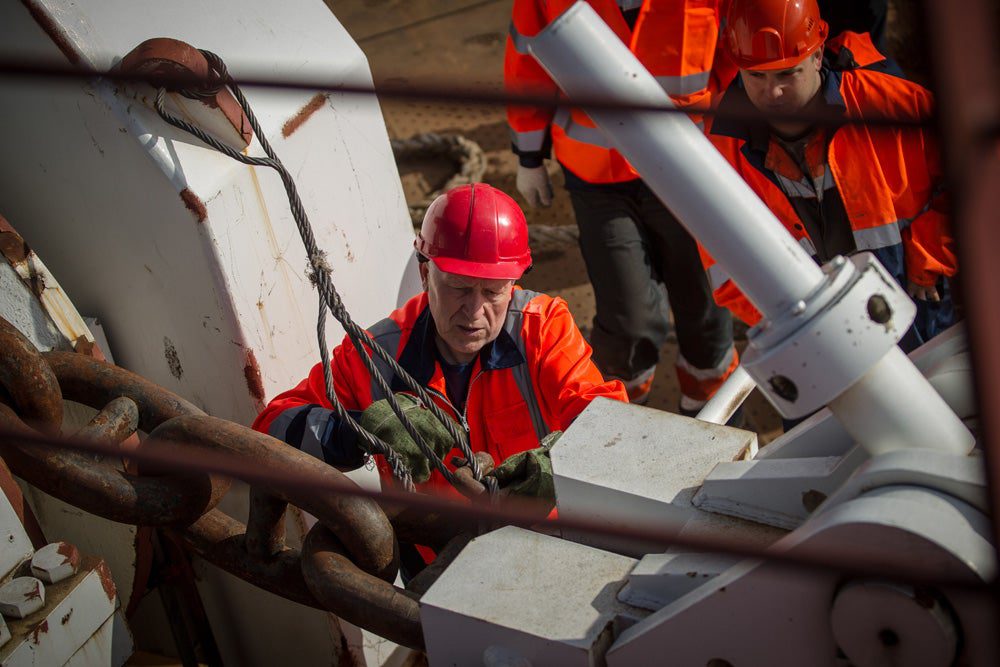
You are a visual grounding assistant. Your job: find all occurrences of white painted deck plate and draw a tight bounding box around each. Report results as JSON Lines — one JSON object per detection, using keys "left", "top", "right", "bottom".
{"left": 421, "top": 526, "right": 645, "bottom": 666}
{"left": 0, "top": 494, "right": 33, "bottom": 583}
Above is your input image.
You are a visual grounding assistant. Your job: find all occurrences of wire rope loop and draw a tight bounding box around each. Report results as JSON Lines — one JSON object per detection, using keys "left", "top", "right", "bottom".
{"left": 152, "top": 49, "right": 482, "bottom": 491}
{"left": 482, "top": 475, "right": 500, "bottom": 500}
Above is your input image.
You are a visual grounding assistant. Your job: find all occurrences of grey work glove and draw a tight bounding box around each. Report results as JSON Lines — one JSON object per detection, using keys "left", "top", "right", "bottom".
{"left": 516, "top": 165, "right": 554, "bottom": 208}
{"left": 360, "top": 393, "right": 458, "bottom": 484}
{"left": 486, "top": 430, "right": 561, "bottom": 501}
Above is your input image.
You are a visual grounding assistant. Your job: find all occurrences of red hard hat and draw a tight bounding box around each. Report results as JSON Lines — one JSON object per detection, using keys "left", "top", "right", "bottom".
{"left": 415, "top": 184, "right": 532, "bottom": 280}
{"left": 724, "top": 0, "right": 829, "bottom": 71}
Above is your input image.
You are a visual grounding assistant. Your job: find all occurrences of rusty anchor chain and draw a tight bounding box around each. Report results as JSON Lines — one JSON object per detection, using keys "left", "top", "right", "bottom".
{"left": 0, "top": 315, "right": 457, "bottom": 649}
{"left": 0, "top": 315, "right": 63, "bottom": 433}
{"left": 0, "top": 319, "right": 228, "bottom": 525}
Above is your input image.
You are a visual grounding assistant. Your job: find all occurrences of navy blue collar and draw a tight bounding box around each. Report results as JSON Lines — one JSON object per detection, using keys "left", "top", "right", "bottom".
{"left": 710, "top": 69, "right": 846, "bottom": 150}
{"left": 392, "top": 303, "right": 526, "bottom": 392}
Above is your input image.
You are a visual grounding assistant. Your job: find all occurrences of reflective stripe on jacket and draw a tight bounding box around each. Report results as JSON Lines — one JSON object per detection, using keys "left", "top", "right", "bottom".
{"left": 505, "top": 0, "right": 735, "bottom": 183}
{"left": 702, "top": 32, "right": 956, "bottom": 327}
{"left": 252, "top": 288, "right": 627, "bottom": 499}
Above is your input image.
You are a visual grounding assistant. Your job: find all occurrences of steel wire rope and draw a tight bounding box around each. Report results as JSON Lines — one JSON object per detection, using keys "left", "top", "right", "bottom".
{"left": 151, "top": 50, "right": 491, "bottom": 494}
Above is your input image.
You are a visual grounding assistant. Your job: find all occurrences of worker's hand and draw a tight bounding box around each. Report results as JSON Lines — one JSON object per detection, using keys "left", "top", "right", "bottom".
{"left": 516, "top": 165, "right": 553, "bottom": 208}
{"left": 486, "top": 431, "right": 561, "bottom": 502}
{"left": 907, "top": 280, "right": 940, "bottom": 303}
{"left": 360, "top": 394, "right": 458, "bottom": 484}
{"left": 449, "top": 451, "right": 496, "bottom": 500}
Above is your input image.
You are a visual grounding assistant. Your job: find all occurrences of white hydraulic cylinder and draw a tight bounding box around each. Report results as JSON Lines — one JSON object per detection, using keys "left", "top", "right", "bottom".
{"left": 527, "top": 2, "right": 972, "bottom": 457}
{"left": 829, "top": 345, "right": 973, "bottom": 457}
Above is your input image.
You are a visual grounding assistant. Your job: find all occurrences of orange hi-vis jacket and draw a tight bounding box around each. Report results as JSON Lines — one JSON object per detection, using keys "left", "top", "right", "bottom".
{"left": 505, "top": 0, "right": 737, "bottom": 183}
{"left": 702, "top": 32, "right": 956, "bottom": 330}
{"left": 252, "top": 288, "right": 627, "bottom": 499}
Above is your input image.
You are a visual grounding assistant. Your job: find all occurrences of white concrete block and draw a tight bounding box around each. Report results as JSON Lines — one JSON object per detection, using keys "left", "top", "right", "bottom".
{"left": 421, "top": 526, "right": 647, "bottom": 666}
{"left": 552, "top": 398, "right": 760, "bottom": 556}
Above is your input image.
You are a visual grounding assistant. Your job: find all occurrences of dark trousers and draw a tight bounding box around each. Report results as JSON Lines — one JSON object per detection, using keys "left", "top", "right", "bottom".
{"left": 567, "top": 178, "right": 734, "bottom": 381}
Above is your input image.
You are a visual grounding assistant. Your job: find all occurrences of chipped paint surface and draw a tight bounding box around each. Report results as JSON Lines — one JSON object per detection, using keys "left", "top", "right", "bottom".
{"left": 29, "top": 619, "right": 48, "bottom": 644}
{"left": 243, "top": 349, "right": 265, "bottom": 402}
{"left": 180, "top": 188, "right": 208, "bottom": 223}
{"left": 0, "top": 221, "right": 95, "bottom": 352}
{"left": 163, "top": 337, "right": 183, "bottom": 379}
{"left": 282, "top": 93, "right": 328, "bottom": 138}
{"left": 55, "top": 542, "right": 78, "bottom": 564}
{"left": 21, "top": 0, "right": 84, "bottom": 64}
{"left": 95, "top": 561, "right": 117, "bottom": 602}
{"left": 0, "top": 226, "right": 29, "bottom": 264}
{"left": 31, "top": 542, "right": 81, "bottom": 584}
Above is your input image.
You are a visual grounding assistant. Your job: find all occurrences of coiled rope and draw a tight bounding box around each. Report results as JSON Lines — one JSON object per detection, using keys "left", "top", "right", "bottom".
{"left": 391, "top": 132, "right": 486, "bottom": 225}
{"left": 390, "top": 133, "right": 580, "bottom": 255}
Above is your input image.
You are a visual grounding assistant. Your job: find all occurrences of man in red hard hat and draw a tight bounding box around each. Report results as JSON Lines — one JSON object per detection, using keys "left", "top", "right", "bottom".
{"left": 254, "top": 183, "right": 626, "bottom": 503}
{"left": 702, "top": 0, "right": 957, "bottom": 348}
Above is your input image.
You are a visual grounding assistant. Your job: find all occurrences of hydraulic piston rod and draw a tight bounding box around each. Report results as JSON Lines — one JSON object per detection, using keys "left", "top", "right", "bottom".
{"left": 527, "top": 2, "right": 972, "bottom": 456}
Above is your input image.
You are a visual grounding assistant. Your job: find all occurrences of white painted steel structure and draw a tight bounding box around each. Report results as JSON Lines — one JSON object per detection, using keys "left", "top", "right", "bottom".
{"left": 0, "top": 0, "right": 421, "bottom": 428}
{"left": 0, "top": 1, "right": 420, "bottom": 665}
{"left": 418, "top": 5, "right": 994, "bottom": 666}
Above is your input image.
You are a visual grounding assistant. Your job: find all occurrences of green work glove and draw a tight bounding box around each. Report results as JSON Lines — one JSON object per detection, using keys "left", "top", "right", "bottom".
{"left": 487, "top": 430, "right": 562, "bottom": 501}
{"left": 360, "top": 393, "right": 458, "bottom": 484}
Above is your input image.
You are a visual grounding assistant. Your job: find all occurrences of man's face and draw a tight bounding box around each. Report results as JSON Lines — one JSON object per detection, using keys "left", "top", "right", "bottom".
{"left": 421, "top": 262, "right": 514, "bottom": 364}
{"left": 740, "top": 49, "right": 823, "bottom": 120}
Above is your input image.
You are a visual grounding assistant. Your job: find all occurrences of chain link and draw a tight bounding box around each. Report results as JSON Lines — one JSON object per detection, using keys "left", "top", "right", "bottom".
{"left": 0, "top": 317, "right": 425, "bottom": 647}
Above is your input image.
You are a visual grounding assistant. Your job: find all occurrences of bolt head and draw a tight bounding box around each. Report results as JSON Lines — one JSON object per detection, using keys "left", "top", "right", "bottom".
{"left": 30, "top": 542, "right": 80, "bottom": 584}
{"left": 0, "top": 577, "right": 45, "bottom": 619}
{"left": 769, "top": 374, "right": 799, "bottom": 402}
{"left": 867, "top": 294, "right": 893, "bottom": 324}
